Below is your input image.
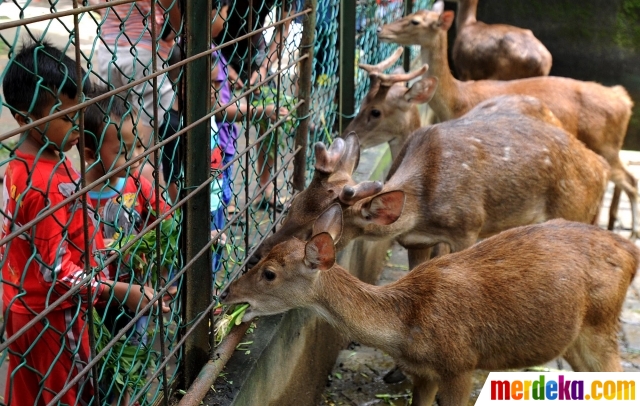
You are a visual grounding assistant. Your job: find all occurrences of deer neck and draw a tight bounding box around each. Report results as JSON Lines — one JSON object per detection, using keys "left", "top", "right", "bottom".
{"left": 420, "top": 38, "right": 458, "bottom": 121}
{"left": 456, "top": 0, "right": 478, "bottom": 34}
{"left": 314, "top": 267, "right": 405, "bottom": 353}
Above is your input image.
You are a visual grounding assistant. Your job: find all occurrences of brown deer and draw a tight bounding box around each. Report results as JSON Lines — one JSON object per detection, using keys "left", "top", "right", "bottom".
{"left": 347, "top": 51, "right": 563, "bottom": 161}
{"left": 222, "top": 210, "right": 638, "bottom": 406}
{"left": 445, "top": 0, "right": 552, "bottom": 80}
{"left": 344, "top": 47, "right": 435, "bottom": 159}
{"left": 378, "top": 7, "right": 637, "bottom": 237}
{"left": 249, "top": 96, "right": 610, "bottom": 270}
{"left": 246, "top": 133, "right": 381, "bottom": 268}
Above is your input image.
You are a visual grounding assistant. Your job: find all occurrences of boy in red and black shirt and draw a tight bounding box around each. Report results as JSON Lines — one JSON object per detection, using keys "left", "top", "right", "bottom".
{"left": 83, "top": 87, "right": 173, "bottom": 349}
{"left": 0, "top": 41, "right": 169, "bottom": 406}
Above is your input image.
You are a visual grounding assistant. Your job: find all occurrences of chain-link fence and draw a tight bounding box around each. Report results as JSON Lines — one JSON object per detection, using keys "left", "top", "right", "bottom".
{"left": 0, "top": 0, "right": 425, "bottom": 404}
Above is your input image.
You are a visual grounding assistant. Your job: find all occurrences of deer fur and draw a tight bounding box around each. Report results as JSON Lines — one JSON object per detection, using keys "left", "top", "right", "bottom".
{"left": 449, "top": 0, "right": 552, "bottom": 80}
{"left": 223, "top": 211, "right": 638, "bottom": 406}
{"left": 247, "top": 133, "right": 381, "bottom": 268}
{"left": 378, "top": 7, "right": 637, "bottom": 238}
{"left": 248, "top": 97, "right": 610, "bottom": 270}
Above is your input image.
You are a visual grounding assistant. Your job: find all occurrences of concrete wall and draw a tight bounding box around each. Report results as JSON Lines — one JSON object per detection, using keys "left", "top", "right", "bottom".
{"left": 206, "top": 145, "right": 393, "bottom": 406}
{"left": 446, "top": 0, "right": 640, "bottom": 149}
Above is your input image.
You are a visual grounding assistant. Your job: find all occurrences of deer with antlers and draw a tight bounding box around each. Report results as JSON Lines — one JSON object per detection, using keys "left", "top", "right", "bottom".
{"left": 378, "top": 4, "right": 636, "bottom": 237}
{"left": 343, "top": 48, "right": 432, "bottom": 159}
{"left": 347, "top": 48, "right": 564, "bottom": 161}
{"left": 223, "top": 207, "right": 638, "bottom": 406}
{"left": 449, "top": 0, "right": 552, "bottom": 80}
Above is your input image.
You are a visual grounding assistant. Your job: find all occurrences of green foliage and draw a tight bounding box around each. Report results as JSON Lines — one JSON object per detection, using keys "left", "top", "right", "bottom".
{"left": 251, "top": 86, "right": 298, "bottom": 159}
{"left": 615, "top": 0, "right": 640, "bottom": 51}
{"left": 110, "top": 210, "right": 182, "bottom": 283}
{"left": 93, "top": 308, "right": 159, "bottom": 398}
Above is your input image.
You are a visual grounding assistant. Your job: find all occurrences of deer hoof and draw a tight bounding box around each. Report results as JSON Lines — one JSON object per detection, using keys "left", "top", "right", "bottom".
{"left": 382, "top": 365, "right": 407, "bottom": 384}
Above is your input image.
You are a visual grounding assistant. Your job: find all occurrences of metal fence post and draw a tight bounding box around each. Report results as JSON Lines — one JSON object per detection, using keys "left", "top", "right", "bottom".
{"left": 293, "top": 0, "right": 317, "bottom": 191}
{"left": 338, "top": 0, "right": 356, "bottom": 134}
{"left": 182, "top": 0, "right": 213, "bottom": 389}
{"left": 403, "top": 0, "right": 414, "bottom": 72}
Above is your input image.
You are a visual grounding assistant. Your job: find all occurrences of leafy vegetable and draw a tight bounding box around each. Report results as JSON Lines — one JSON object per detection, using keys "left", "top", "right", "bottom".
{"left": 93, "top": 308, "right": 159, "bottom": 398}
{"left": 109, "top": 210, "right": 181, "bottom": 284}
{"left": 214, "top": 303, "right": 250, "bottom": 345}
{"left": 250, "top": 86, "right": 298, "bottom": 159}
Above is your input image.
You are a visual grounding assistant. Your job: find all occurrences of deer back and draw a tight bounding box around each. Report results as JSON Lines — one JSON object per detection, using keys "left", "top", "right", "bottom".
{"left": 340, "top": 95, "right": 610, "bottom": 252}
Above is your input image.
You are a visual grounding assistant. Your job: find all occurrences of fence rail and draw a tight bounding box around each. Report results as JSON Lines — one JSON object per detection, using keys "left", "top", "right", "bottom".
{"left": 0, "top": 0, "right": 428, "bottom": 404}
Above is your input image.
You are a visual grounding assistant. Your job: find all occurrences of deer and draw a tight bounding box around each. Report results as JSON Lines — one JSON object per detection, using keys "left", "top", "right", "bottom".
{"left": 343, "top": 47, "right": 430, "bottom": 159}
{"left": 346, "top": 48, "right": 563, "bottom": 161}
{"left": 377, "top": 4, "right": 637, "bottom": 238}
{"left": 447, "top": 0, "right": 552, "bottom": 80}
{"left": 249, "top": 95, "right": 610, "bottom": 271}
{"left": 222, "top": 208, "right": 639, "bottom": 406}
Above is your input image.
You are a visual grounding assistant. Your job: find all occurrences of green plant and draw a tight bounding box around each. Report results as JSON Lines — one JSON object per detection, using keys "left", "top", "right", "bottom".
{"left": 214, "top": 303, "right": 250, "bottom": 345}
{"left": 93, "top": 308, "right": 159, "bottom": 398}
{"left": 251, "top": 86, "right": 297, "bottom": 159}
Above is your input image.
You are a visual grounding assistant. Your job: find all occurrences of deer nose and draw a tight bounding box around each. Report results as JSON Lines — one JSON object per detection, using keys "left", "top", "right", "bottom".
{"left": 219, "top": 288, "right": 229, "bottom": 301}
{"left": 247, "top": 252, "right": 261, "bottom": 269}
{"left": 377, "top": 26, "right": 382, "bottom": 34}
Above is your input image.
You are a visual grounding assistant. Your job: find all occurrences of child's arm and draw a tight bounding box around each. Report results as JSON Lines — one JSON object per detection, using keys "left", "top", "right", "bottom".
{"left": 212, "top": 97, "right": 289, "bottom": 124}
{"left": 100, "top": 279, "right": 170, "bottom": 313}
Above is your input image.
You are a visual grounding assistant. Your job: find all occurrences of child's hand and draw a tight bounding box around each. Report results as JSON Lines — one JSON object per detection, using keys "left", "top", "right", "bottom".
{"left": 211, "top": 230, "right": 228, "bottom": 246}
{"left": 126, "top": 284, "right": 171, "bottom": 314}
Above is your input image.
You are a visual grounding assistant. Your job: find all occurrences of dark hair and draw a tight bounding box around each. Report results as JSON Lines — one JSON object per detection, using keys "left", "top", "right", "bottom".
{"left": 3, "top": 40, "right": 87, "bottom": 118}
{"left": 84, "top": 85, "right": 130, "bottom": 152}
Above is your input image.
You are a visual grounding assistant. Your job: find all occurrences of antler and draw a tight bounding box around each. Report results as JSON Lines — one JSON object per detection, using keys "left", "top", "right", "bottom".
{"left": 358, "top": 47, "right": 404, "bottom": 75}
{"left": 374, "top": 64, "right": 429, "bottom": 86}
{"left": 339, "top": 181, "right": 384, "bottom": 206}
{"left": 314, "top": 138, "right": 346, "bottom": 174}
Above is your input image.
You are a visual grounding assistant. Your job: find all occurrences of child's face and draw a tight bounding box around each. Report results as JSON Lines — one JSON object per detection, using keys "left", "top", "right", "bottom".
{"left": 211, "top": 6, "right": 228, "bottom": 38}
{"left": 17, "top": 94, "right": 80, "bottom": 153}
{"left": 88, "top": 114, "right": 146, "bottom": 179}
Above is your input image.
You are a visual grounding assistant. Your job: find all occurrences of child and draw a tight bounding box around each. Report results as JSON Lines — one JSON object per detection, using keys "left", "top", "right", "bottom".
{"left": 0, "top": 41, "right": 169, "bottom": 406}
{"left": 83, "top": 87, "right": 174, "bottom": 340}
{"left": 210, "top": 0, "right": 287, "bottom": 241}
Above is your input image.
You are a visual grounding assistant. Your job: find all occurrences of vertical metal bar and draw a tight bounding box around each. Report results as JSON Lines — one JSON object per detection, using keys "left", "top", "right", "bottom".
{"left": 292, "top": 1, "right": 315, "bottom": 191}
{"left": 403, "top": 0, "right": 414, "bottom": 72}
{"left": 72, "top": 1, "right": 100, "bottom": 402}
{"left": 149, "top": 0, "right": 170, "bottom": 403}
{"left": 244, "top": 0, "right": 254, "bottom": 263}
{"left": 272, "top": 0, "right": 285, "bottom": 227}
{"left": 182, "top": 0, "right": 212, "bottom": 389}
{"left": 338, "top": 0, "right": 355, "bottom": 134}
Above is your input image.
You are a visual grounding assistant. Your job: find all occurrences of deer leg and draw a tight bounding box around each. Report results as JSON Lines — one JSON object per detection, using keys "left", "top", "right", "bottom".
{"left": 412, "top": 375, "right": 438, "bottom": 406}
{"left": 408, "top": 247, "right": 434, "bottom": 270}
{"left": 436, "top": 372, "right": 474, "bottom": 406}
{"left": 564, "top": 329, "right": 623, "bottom": 372}
{"left": 608, "top": 186, "right": 621, "bottom": 231}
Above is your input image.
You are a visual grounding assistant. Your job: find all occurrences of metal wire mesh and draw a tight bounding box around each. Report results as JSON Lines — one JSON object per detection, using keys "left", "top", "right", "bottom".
{"left": 0, "top": 0, "right": 428, "bottom": 404}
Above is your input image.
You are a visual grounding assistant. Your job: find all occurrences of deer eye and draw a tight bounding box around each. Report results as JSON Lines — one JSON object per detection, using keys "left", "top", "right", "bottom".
{"left": 263, "top": 269, "right": 276, "bottom": 281}
{"left": 371, "top": 109, "right": 381, "bottom": 118}
{"left": 411, "top": 20, "right": 420, "bottom": 26}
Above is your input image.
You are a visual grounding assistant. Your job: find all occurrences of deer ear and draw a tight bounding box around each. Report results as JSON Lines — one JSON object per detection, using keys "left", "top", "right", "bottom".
{"left": 404, "top": 76, "right": 438, "bottom": 104}
{"left": 313, "top": 203, "right": 343, "bottom": 243}
{"left": 304, "top": 232, "right": 336, "bottom": 271}
{"left": 432, "top": 0, "right": 444, "bottom": 13}
{"left": 438, "top": 11, "right": 454, "bottom": 31}
{"left": 363, "top": 190, "right": 405, "bottom": 225}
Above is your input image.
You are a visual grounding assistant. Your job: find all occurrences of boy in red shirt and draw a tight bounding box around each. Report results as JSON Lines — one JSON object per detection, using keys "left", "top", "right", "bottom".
{"left": 0, "top": 41, "right": 169, "bottom": 406}
{"left": 83, "top": 86, "right": 173, "bottom": 350}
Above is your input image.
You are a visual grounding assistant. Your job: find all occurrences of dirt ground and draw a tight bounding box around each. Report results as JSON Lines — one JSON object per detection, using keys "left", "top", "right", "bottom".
{"left": 319, "top": 152, "right": 640, "bottom": 406}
